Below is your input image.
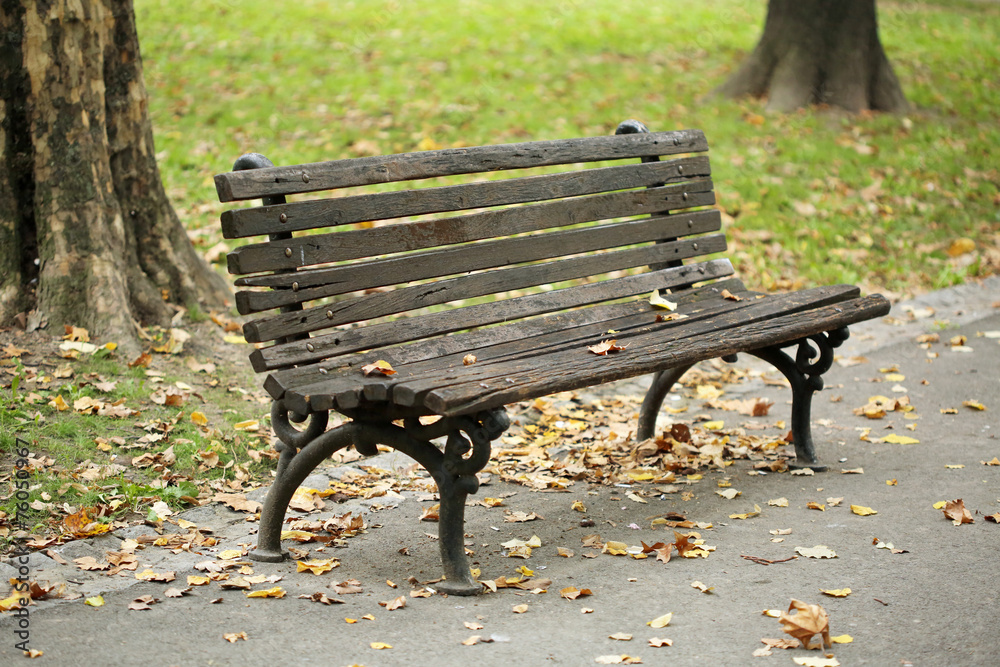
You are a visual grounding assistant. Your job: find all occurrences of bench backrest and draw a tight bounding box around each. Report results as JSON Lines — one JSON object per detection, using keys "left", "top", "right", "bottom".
{"left": 215, "top": 123, "right": 730, "bottom": 374}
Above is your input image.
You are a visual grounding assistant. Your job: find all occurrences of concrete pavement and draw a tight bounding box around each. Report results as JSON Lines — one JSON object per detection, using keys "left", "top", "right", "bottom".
{"left": 2, "top": 277, "right": 998, "bottom": 666}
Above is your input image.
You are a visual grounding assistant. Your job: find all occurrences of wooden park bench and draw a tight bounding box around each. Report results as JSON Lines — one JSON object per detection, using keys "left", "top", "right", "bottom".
{"left": 215, "top": 120, "right": 890, "bottom": 594}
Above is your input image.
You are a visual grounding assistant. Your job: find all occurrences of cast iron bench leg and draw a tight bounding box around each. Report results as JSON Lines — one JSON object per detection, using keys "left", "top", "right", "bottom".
{"left": 745, "top": 327, "right": 851, "bottom": 471}
{"left": 251, "top": 402, "right": 510, "bottom": 595}
{"left": 636, "top": 364, "right": 696, "bottom": 441}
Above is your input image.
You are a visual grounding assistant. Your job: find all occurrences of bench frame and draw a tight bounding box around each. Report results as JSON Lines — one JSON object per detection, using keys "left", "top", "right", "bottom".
{"left": 217, "top": 121, "right": 889, "bottom": 595}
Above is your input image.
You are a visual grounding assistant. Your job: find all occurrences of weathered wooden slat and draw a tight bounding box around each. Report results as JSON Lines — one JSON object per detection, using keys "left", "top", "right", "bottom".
{"left": 243, "top": 233, "right": 727, "bottom": 343}
{"left": 273, "top": 280, "right": 751, "bottom": 413}
{"left": 250, "top": 259, "right": 735, "bottom": 372}
{"left": 221, "top": 156, "right": 710, "bottom": 239}
{"left": 234, "top": 209, "right": 722, "bottom": 314}
{"left": 388, "top": 286, "right": 866, "bottom": 408}
{"left": 229, "top": 181, "right": 715, "bottom": 277}
{"left": 215, "top": 129, "right": 708, "bottom": 202}
{"left": 422, "top": 295, "right": 890, "bottom": 416}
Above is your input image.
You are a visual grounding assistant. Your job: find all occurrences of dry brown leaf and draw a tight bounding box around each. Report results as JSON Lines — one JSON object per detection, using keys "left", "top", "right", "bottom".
{"left": 379, "top": 595, "right": 407, "bottom": 611}
{"left": 943, "top": 498, "right": 974, "bottom": 525}
{"left": 587, "top": 339, "right": 628, "bottom": 356}
{"left": 223, "top": 632, "right": 248, "bottom": 643}
{"left": 779, "top": 599, "right": 831, "bottom": 650}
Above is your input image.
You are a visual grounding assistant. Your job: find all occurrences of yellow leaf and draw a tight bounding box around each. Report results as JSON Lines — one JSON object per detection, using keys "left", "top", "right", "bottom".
{"left": 362, "top": 614, "right": 376, "bottom": 620}
{"left": 50, "top": 395, "right": 70, "bottom": 411}
{"left": 820, "top": 588, "right": 852, "bottom": 597}
{"left": 187, "top": 575, "right": 211, "bottom": 586}
{"left": 762, "top": 609, "right": 782, "bottom": 618}
{"left": 217, "top": 549, "right": 244, "bottom": 561}
{"left": 602, "top": 541, "right": 628, "bottom": 556}
{"left": 223, "top": 632, "right": 248, "bottom": 643}
{"left": 571, "top": 500, "right": 587, "bottom": 512}
{"left": 517, "top": 565, "right": 534, "bottom": 577}
{"left": 647, "top": 612, "right": 673, "bottom": 628}
{"left": 512, "top": 604, "right": 529, "bottom": 613}
{"left": 246, "top": 586, "right": 285, "bottom": 598}
{"left": 279, "top": 530, "right": 317, "bottom": 542}
{"left": 945, "top": 464, "right": 965, "bottom": 469}
{"left": 191, "top": 411, "right": 208, "bottom": 426}
{"left": 649, "top": 290, "right": 677, "bottom": 311}
{"left": 369, "top": 642, "right": 392, "bottom": 650}
{"left": 850, "top": 505, "right": 877, "bottom": 516}
{"left": 768, "top": 498, "right": 789, "bottom": 507}
{"left": 296, "top": 558, "right": 338, "bottom": 575}
{"left": 962, "top": 400, "right": 986, "bottom": 411}
{"left": 85, "top": 595, "right": 105, "bottom": 607}
{"left": 233, "top": 419, "right": 259, "bottom": 431}
{"left": 831, "top": 634, "right": 853, "bottom": 644}
{"left": 933, "top": 500, "right": 947, "bottom": 509}
{"left": 946, "top": 237, "right": 975, "bottom": 257}
{"left": 223, "top": 335, "right": 247, "bottom": 344}
{"left": 882, "top": 434, "right": 920, "bottom": 445}
{"left": 702, "top": 420, "right": 724, "bottom": 430}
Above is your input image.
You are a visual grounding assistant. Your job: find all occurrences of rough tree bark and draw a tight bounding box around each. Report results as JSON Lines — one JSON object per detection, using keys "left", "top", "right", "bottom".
{"left": 0, "top": 0, "right": 229, "bottom": 346}
{"left": 717, "top": 0, "right": 908, "bottom": 113}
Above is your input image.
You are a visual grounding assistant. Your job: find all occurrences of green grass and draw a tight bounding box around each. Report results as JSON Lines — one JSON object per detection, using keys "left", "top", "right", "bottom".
{"left": 135, "top": 0, "right": 999, "bottom": 297}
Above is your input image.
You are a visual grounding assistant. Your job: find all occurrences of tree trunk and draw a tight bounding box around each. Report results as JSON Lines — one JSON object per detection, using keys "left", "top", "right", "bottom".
{"left": 717, "top": 0, "right": 907, "bottom": 113}
{"left": 0, "top": 0, "right": 229, "bottom": 346}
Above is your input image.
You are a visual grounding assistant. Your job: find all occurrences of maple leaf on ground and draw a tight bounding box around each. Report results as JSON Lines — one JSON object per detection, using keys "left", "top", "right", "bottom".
{"left": 380, "top": 595, "right": 406, "bottom": 611}
{"left": 779, "top": 599, "right": 832, "bottom": 650}
{"left": 420, "top": 503, "right": 440, "bottom": 522}
{"left": 943, "top": 499, "right": 974, "bottom": 525}
{"left": 128, "top": 595, "right": 158, "bottom": 611}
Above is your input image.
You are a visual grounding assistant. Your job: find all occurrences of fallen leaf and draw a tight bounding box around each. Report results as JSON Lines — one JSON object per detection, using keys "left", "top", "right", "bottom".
{"left": 557, "top": 547, "right": 575, "bottom": 558}
{"left": 720, "top": 289, "right": 743, "bottom": 301}
{"left": 461, "top": 635, "right": 495, "bottom": 645}
{"left": 795, "top": 545, "right": 837, "bottom": 559}
{"left": 806, "top": 502, "right": 826, "bottom": 512}
{"left": 588, "top": 339, "right": 628, "bottom": 356}
{"left": 792, "top": 658, "right": 840, "bottom": 667}
{"left": 649, "top": 290, "right": 677, "bottom": 311}
{"left": 223, "top": 632, "right": 248, "bottom": 643}
{"left": 296, "top": 558, "right": 339, "bottom": 575}
{"left": 779, "top": 599, "right": 831, "bottom": 650}
{"left": 464, "top": 621, "right": 484, "bottom": 630}
{"left": 370, "top": 642, "right": 392, "bottom": 649}
{"left": 647, "top": 612, "right": 672, "bottom": 628}
{"left": 560, "top": 587, "right": 593, "bottom": 600}
{"left": 850, "top": 505, "right": 878, "bottom": 516}
{"left": 962, "top": 400, "right": 986, "bottom": 411}
{"left": 830, "top": 634, "right": 853, "bottom": 644}
{"left": 128, "top": 595, "right": 157, "bottom": 611}
{"left": 943, "top": 499, "right": 974, "bottom": 525}
{"left": 361, "top": 360, "right": 396, "bottom": 376}
{"left": 609, "top": 632, "right": 633, "bottom": 641}
{"left": 768, "top": 498, "right": 789, "bottom": 507}
{"left": 594, "top": 655, "right": 643, "bottom": 665}
{"left": 690, "top": 581, "right": 714, "bottom": 594}
{"left": 380, "top": 595, "right": 407, "bottom": 611}
{"left": 246, "top": 586, "right": 286, "bottom": 599}
{"left": 84, "top": 596, "right": 104, "bottom": 607}
{"left": 648, "top": 637, "right": 672, "bottom": 647}
{"left": 463, "top": 354, "right": 477, "bottom": 365}
{"left": 881, "top": 434, "right": 920, "bottom": 445}
{"left": 512, "top": 604, "right": 529, "bottom": 613}
{"left": 729, "top": 504, "right": 762, "bottom": 520}
{"left": 820, "top": 588, "right": 852, "bottom": 598}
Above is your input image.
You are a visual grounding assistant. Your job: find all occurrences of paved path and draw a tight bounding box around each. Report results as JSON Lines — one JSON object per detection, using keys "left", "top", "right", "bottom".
{"left": 2, "top": 277, "right": 998, "bottom": 666}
